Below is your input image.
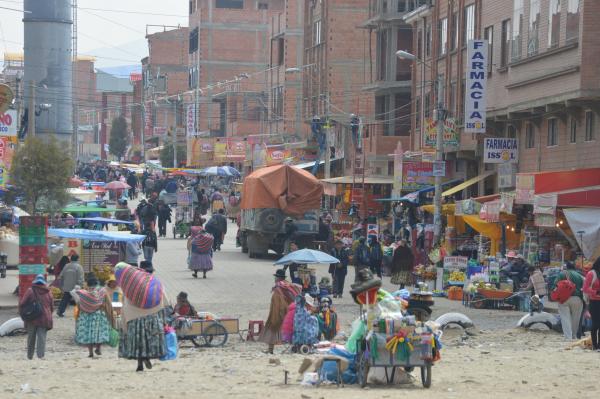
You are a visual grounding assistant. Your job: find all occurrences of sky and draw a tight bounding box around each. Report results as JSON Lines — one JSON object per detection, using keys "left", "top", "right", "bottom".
{"left": 0, "top": 0, "right": 188, "bottom": 68}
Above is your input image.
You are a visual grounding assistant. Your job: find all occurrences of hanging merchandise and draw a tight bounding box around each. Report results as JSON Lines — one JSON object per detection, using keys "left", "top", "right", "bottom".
{"left": 500, "top": 192, "right": 515, "bottom": 214}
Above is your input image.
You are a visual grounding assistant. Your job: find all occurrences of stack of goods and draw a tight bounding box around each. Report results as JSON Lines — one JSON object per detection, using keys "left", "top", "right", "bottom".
{"left": 447, "top": 286, "right": 463, "bottom": 301}
{"left": 414, "top": 264, "right": 437, "bottom": 281}
{"left": 18, "top": 216, "right": 48, "bottom": 299}
{"left": 448, "top": 270, "right": 466, "bottom": 284}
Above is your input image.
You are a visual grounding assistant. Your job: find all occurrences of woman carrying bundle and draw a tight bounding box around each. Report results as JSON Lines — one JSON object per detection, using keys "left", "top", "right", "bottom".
{"left": 72, "top": 275, "right": 114, "bottom": 358}
{"left": 115, "top": 262, "right": 166, "bottom": 372}
{"left": 187, "top": 224, "right": 214, "bottom": 279}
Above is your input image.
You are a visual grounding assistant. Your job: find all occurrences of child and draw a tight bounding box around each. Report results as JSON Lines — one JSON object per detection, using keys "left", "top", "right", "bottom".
{"left": 173, "top": 292, "right": 197, "bottom": 318}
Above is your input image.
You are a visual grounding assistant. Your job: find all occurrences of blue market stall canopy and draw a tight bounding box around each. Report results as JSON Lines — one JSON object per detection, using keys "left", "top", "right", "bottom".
{"left": 274, "top": 248, "right": 340, "bottom": 266}
{"left": 48, "top": 228, "right": 145, "bottom": 242}
{"left": 376, "top": 179, "right": 461, "bottom": 204}
{"left": 77, "top": 217, "right": 134, "bottom": 225}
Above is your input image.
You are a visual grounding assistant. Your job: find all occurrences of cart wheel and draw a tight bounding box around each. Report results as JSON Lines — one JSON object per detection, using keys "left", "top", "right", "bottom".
{"left": 190, "top": 337, "right": 202, "bottom": 348}
{"left": 202, "top": 322, "right": 228, "bottom": 347}
{"left": 356, "top": 350, "right": 370, "bottom": 388}
{"left": 472, "top": 295, "right": 486, "bottom": 309}
{"left": 420, "top": 364, "right": 432, "bottom": 388}
{"left": 404, "top": 367, "right": 414, "bottom": 373}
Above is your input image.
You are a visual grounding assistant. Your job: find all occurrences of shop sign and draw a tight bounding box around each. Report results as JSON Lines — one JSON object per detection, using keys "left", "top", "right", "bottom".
{"left": 483, "top": 138, "right": 518, "bottom": 163}
{"left": 0, "top": 84, "right": 14, "bottom": 114}
{"left": 515, "top": 174, "right": 535, "bottom": 204}
{"left": 81, "top": 241, "right": 121, "bottom": 273}
{"left": 0, "top": 110, "right": 17, "bottom": 136}
{"left": 201, "top": 142, "right": 214, "bottom": 152}
{"left": 423, "top": 117, "right": 459, "bottom": 149}
{"left": 367, "top": 224, "right": 379, "bottom": 237}
{"left": 0, "top": 136, "right": 16, "bottom": 188}
{"left": 266, "top": 147, "right": 291, "bottom": 165}
{"left": 227, "top": 139, "right": 246, "bottom": 157}
{"left": 464, "top": 40, "right": 488, "bottom": 133}
{"left": 432, "top": 161, "right": 446, "bottom": 177}
{"left": 214, "top": 142, "right": 227, "bottom": 159}
{"left": 421, "top": 151, "right": 435, "bottom": 163}
{"left": 402, "top": 162, "right": 445, "bottom": 190}
{"left": 443, "top": 256, "right": 468, "bottom": 270}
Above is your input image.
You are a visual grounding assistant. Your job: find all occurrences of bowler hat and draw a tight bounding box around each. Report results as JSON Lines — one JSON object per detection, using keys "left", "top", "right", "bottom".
{"left": 273, "top": 269, "right": 286, "bottom": 279}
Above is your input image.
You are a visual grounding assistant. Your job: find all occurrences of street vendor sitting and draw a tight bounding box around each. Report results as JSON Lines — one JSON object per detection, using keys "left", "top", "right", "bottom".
{"left": 317, "top": 297, "right": 338, "bottom": 340}
{"left": 173, "top": 291, "right": 197, "bottom": 318}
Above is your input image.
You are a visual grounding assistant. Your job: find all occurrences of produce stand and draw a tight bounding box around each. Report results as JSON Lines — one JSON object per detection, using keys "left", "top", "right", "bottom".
{"left": 353, "top": 287, "right": 440, "bottom": 389}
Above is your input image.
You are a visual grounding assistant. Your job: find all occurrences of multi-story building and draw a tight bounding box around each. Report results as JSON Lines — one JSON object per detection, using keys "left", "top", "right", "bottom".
{"left": 142, "top": 26, "right": 189, "bottom": 150}
{"left": 188, "top": 0, "right": 283, "bottom": 137}
{"left": 405, "top": 0, "right": 597, "bottom": 198}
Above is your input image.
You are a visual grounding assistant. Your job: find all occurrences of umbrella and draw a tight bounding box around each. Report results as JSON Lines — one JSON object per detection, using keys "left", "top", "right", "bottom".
{"left": 202, "top": 166, "right": 241, "bottom": 177}
{"left": 104, "top": 181, "right": 131, "bottom": 190}
{"left": 69, "top": 177, "right": 84, "bottom": 187}
{"left": 274, "top": 248, "right": 340, "bottom": 266}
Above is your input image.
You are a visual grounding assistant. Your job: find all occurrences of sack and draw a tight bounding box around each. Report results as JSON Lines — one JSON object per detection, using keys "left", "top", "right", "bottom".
{"left": 550, "top": 272, "right": 576, "bottom": 304}
{"left": 19, "top": 291, "right": 42, "bottom": 322}
{"left": 108, "top": 328, "right": 120, "bottom": 348}
{"left": 160, "top": 330, "right": 178, "bottom": 361}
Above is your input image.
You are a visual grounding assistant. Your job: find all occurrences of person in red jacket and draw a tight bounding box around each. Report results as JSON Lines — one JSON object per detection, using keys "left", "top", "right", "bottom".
{"left": 18, "top": 275, "right": 54, "bottom": 360}
{"left": 583, "top": 259, "right": 600, "bottom": 350}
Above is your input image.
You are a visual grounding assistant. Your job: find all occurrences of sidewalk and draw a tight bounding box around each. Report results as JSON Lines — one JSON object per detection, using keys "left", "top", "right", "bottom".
{"left": 0, "top": 269, "right": 18, "bottom": 309}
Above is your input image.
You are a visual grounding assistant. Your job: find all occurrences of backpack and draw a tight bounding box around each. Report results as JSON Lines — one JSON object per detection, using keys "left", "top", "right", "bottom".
{"left": 550, "top": 271, "right": 576, "bottom": 304}
{"left": 20, "top": 289, "right": 42, "bottom": 322}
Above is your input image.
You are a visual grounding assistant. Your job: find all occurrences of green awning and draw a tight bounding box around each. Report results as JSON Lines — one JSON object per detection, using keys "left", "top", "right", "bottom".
{"left": 62, "top": 206, "right": 119, "bottom": 214}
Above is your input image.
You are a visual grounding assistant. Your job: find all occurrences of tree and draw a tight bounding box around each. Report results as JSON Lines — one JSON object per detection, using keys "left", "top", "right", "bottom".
{"left": 109, "top": 115, "right": 129, "bottom": 159}
{"left": 160, "top": 142, "right": 186, "bottom": 168}
{"left": 10, "top": 136, "right": 74, "bottom": 214}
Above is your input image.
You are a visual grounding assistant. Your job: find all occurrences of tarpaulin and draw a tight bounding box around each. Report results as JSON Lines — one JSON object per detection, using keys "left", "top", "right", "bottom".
{"left": 563, "top": 208, "right": 600, "bottom": 261}
{"left": 48, "top": 228, "right": 145, "bottom": 242}
{"left": 240, "top": 164, "right": 324, "bottom": 216}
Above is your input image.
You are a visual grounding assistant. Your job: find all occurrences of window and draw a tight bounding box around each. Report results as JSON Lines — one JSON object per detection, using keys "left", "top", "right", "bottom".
{"left": 258, "top": 2, "right": 268, "bottom": 9}
{"left": 215, "top": 0, "right": 243, "bottom": 9}
{"left": 271, "top": 86, "right": 283, "bottom": 119}
{"left": 439, "top": 18, "right": 448, "bottom": 55}
{"left": 463, "top": 4, "right": 475, "bottom": 44}
{"left": 566, "top": 0, "right": 580, "bottom": 43}
{"left": 569, "top": 117, "right": 577, "bottom": 143}
{"left": 424, "top": 92, "right": 431, "bottom": 119}
{"left": 416, "top": 29, "right": 423, "bottom": 60}
{"left": 378, "top": 29, "right": 389, "bottom": 80}
{"left": 547, "top": 118, "right": 558, "bottom": 146}
{"left": 501, "top": 19, "right": 510, "bottom": 67}
{"left": 395, "top": 93, "right": 411, "bottom": 136}
{"left": 528, "top": 0, "right": 540, "bottom": 56}
{"left": 512, "top": 0, "right": 524, "bottom": 61}
{"left": 189, "top": 27, "right": 199, "bottom": 54}
{"left": 548, "top": 0, "right": 560, "bottom": 48}
{"left": 276, "top": 38, "right": 284, "bottom": 66}
{"left": 585, "top": 111, "right": 595, "bottom": 141}
{"left": 425, "top": 23, "right": 432, "bottom": 58}
{"left": 415, "top": 97, "right": 421, "bottom": 129}
{"left": 507, "top": 125, "right": 517, "bottom": 138}
{"left": 484, "top": 26, "right": 493, "bottom": 73}
{"left": 450, "top": 12, "right": 458, "bottom": 51}
{"left": 189, "top": 0, "right": 195, "bottom": 14}
{"left": 313, "top": 20, "right": 322, "bottom": 46}
{"left": 525, "top": 123, "right": 535, "bottom": 148}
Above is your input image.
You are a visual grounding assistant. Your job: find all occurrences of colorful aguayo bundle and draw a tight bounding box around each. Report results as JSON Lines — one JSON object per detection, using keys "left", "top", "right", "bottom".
{"left": 385, "top": 330, "right": 413, "bottom": 361}
{"left": 76, "top": 288, "right": 106, "bottom": 313}
{"left": 115, "top": 262, "right": 163, "bottom": 309}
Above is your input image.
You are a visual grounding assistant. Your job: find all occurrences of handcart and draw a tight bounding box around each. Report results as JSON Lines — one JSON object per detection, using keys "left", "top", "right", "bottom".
{"left": 467, "top": 288, "right": 516, "bottom": 310}
{"left": 353, "top": 287, "right": 438, "bottom": 389}
{"left": 173, "top": 189, "right": 194, "bottom": 239}
{"left": 173, "top": 312, "right": 240, "bottom": 348}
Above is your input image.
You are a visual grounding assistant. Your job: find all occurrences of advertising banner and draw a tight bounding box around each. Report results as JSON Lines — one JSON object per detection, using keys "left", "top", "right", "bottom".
{"left": 423, "top": 117, "right": 459, "bottom": 149}
{"left": 266, "top": 146, "right": 291, "bottom": 165}
{"left": 0, "top": 110, "right": 17, "bottom": 136}
{"left": 515, "top": 174, "right": 535, "bottom": 204}
{"left": 483, "top": 138, "right": 518, "bottom": 163}
{"left": 227, "top": 139, "right": 246, "bottom": 158}
{"left": 186, "top": 104, "right": 196, "bottom": 137}
{"left": 464, "top": 40, "right": 488, "bottom": 133}
{"left": 0, "top": 136, "right": 16, "bottom": 188}
{"left": 402, "top": 162, "right": 450, "bottom": 191}
{"left": 214, "top": 142, "right": 227, "bottom": 160}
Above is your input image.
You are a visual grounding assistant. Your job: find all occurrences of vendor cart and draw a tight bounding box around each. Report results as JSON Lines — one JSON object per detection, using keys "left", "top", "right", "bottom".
{"left": 173, "top": 312, "right": 240, "bottom": 348}
{"left": 173, "top": 189, "right": 194, "bottom": 239}
{"left": 406, "top": 292, "right": 435, "bottom": 322}
{"left": 466, "top": 288, "right": 516, "bottom": 310}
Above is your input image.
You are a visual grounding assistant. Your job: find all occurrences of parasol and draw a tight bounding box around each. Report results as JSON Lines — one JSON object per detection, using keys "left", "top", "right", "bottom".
{"left": 104, "top": 181, "right": 131, "bottom": 190}
{"left": 274, "top": 248, "right": 340, "bottom": 266}
{"left": 201, "top": 166, "right": 241, "bottom": 177}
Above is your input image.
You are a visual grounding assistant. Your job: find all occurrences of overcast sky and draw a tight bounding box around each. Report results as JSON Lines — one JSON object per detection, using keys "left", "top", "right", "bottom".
{"left": 0, "top": 0, "right": 188, "bottom": 67}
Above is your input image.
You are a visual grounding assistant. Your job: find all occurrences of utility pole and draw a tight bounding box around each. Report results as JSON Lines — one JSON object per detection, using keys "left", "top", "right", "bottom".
{"left": 29, "top": 80, "right": 35, "bottom": 137}
{"left": 324, "top": 94, "right": 331, "bottom": 179}
{"left": 433, "top": 75, "right": 444, "bottom": 244}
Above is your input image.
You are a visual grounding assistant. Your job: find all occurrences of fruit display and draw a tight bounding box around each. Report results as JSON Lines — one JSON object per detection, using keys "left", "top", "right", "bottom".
{"left": 50, "top": 286, "right": 62, "bottom": 300}
{"left": 414, "top": 264, "right": 437, "bottom": 281}
{"left": 92, "top": 265, "right": 114, "bottom": 284}
{"left": 449, "top": 271, "right": 465, "bottom": 282}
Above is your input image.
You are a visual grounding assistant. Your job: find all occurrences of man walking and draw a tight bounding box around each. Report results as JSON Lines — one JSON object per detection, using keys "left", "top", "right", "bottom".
{"left": 353, "top": 237, "right": 370, "bottom": 282}
{"left": 56, "top": 254, "right": 84, "bottom": 317}
{"left": 157, "top": 200, "right": 172, "bottom": 238}
{"left": 329, "top": 239, "right": 349, "bottom": 298}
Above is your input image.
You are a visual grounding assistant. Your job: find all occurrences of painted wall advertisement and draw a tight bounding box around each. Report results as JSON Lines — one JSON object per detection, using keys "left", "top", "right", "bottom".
{"left": 423, "top": 117, "right": 459, "bottom": 150}
{"left": 0, "top": 111, "right": 17, "bottom": 188}
{"left": 483, "top": 138, "right": 518, "bottom": 163}
{"left": 402, "top": 162, "right": 450, "bottom": 191}
{"left": 464, "top": 40, "right": 488, "bottom": 133}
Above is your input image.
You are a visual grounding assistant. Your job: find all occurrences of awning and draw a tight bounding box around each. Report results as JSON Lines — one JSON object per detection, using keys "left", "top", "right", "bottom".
{"left": 77, "top": 217, "right": 134, "bottom": 225}
{"left": 522, "top": 167, "right": 600, "bottom": 195}
{"left": 442, "top": 171, "right": 495, "bottom": 197}
{"left": 376, "top": 179, "right": 462, "bottom": 203}
{"left": 321, "top": 176, "right": 393, "bottom": 185}
{"left": 563, "top": 208, "right": 600, "bottom": 260}
{"left": 48, "top": 228, "right": 145, "bottom": 242}
{"left": 62, "top": 206, "right": 119, "bottom": 214}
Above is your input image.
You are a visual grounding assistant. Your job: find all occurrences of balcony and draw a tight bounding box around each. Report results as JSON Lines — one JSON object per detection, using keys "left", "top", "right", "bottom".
{"left": 362, "top": 0, "right": 432, "bottom": 27}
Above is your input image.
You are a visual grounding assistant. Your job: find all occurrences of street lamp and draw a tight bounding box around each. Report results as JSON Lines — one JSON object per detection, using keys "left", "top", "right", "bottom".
{"left": 396, "top": 49, "right": 445, "bottom": 245}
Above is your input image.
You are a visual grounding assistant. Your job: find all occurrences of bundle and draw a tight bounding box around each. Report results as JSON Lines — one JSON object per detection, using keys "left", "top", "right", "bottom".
{"left": 115, "top": 262, "right": 163, "bottom": 309}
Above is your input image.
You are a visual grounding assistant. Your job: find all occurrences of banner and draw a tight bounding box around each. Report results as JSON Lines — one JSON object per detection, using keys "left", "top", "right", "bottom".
{"left": 423, "top": 117, "right": 459, "bottom": 149}
{"left": 515, "top": 174, "right": 535, "bottom": 204}
{"left": 186, "top": 104, "right": 196, "bottom": 137}
{"left": 187, "top": 137, "right": 214, "bottom": 167}
{"left": 443, "top": 256, "right": 468, "bottom": 270}
{"left": 252, "top": 143, "right": 267, "bottom": 169}
{"left": 402, "top": 162, "right": 435, "bottom": 191}
{"left": 266, "top": 146, "right": 291, "bottom": 165}
{"left": 464, "top": 40, "right": 488, "bottom": 133}
{"left": 227, "top": 139, "right": 246, "bottom": 158}
{"left": 0, "top": 110, "right": 17, "bottom": 136}
{"left": 0, "top": 136, "right": 16, "bottom": 188}
{"left": 214, "top": 142, "right": 227, "bottom": 160}
{"left": 483, "top": 138, "right": 518, "bottom": 163}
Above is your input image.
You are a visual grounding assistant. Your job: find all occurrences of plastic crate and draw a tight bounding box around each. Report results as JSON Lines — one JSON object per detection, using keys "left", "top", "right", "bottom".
{"left": 20, "top": 245, "right": 48, "bottom": 256}
{"left": 19, "top": 235, "right": 47, "bottom": 246}
{"left": 19, "top": 216, "right": 47, "bottom": 228}
{"left": 19, "top": 226, "right": 47, "bottom": 236}
{"left": 19, "top": 254, "right": 48, "bottom": 265}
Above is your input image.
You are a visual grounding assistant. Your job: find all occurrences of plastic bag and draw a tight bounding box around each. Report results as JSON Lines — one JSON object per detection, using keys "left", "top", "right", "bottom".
{"left": 320, "top": 347, "right": 358, "bottom": 385}
{"left": 108, "top": 328, "right": 119, "bottom": 348}
{"left": 346, "top": 318, "right": 366, "bottom": 354}
{"left": 160, "top": 329, "right": 178, "bottom": 361}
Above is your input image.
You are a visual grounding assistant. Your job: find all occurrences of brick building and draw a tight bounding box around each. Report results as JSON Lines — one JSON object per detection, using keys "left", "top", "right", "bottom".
{"left": 188, "top": 0, "right": 283, "bottom": 137}
{"left": 405, "top": 0, "right": 596, "bottom": 197}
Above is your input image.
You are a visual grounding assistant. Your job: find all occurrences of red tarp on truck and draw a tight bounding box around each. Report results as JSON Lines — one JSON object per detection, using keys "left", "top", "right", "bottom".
{"left": 240, "top": 164, "right": 324, "bottom": 216}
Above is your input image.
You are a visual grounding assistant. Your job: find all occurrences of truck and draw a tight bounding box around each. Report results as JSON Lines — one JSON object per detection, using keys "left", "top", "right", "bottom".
{"left": 239, "top": 164, "right": 324, "bottom": 258}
